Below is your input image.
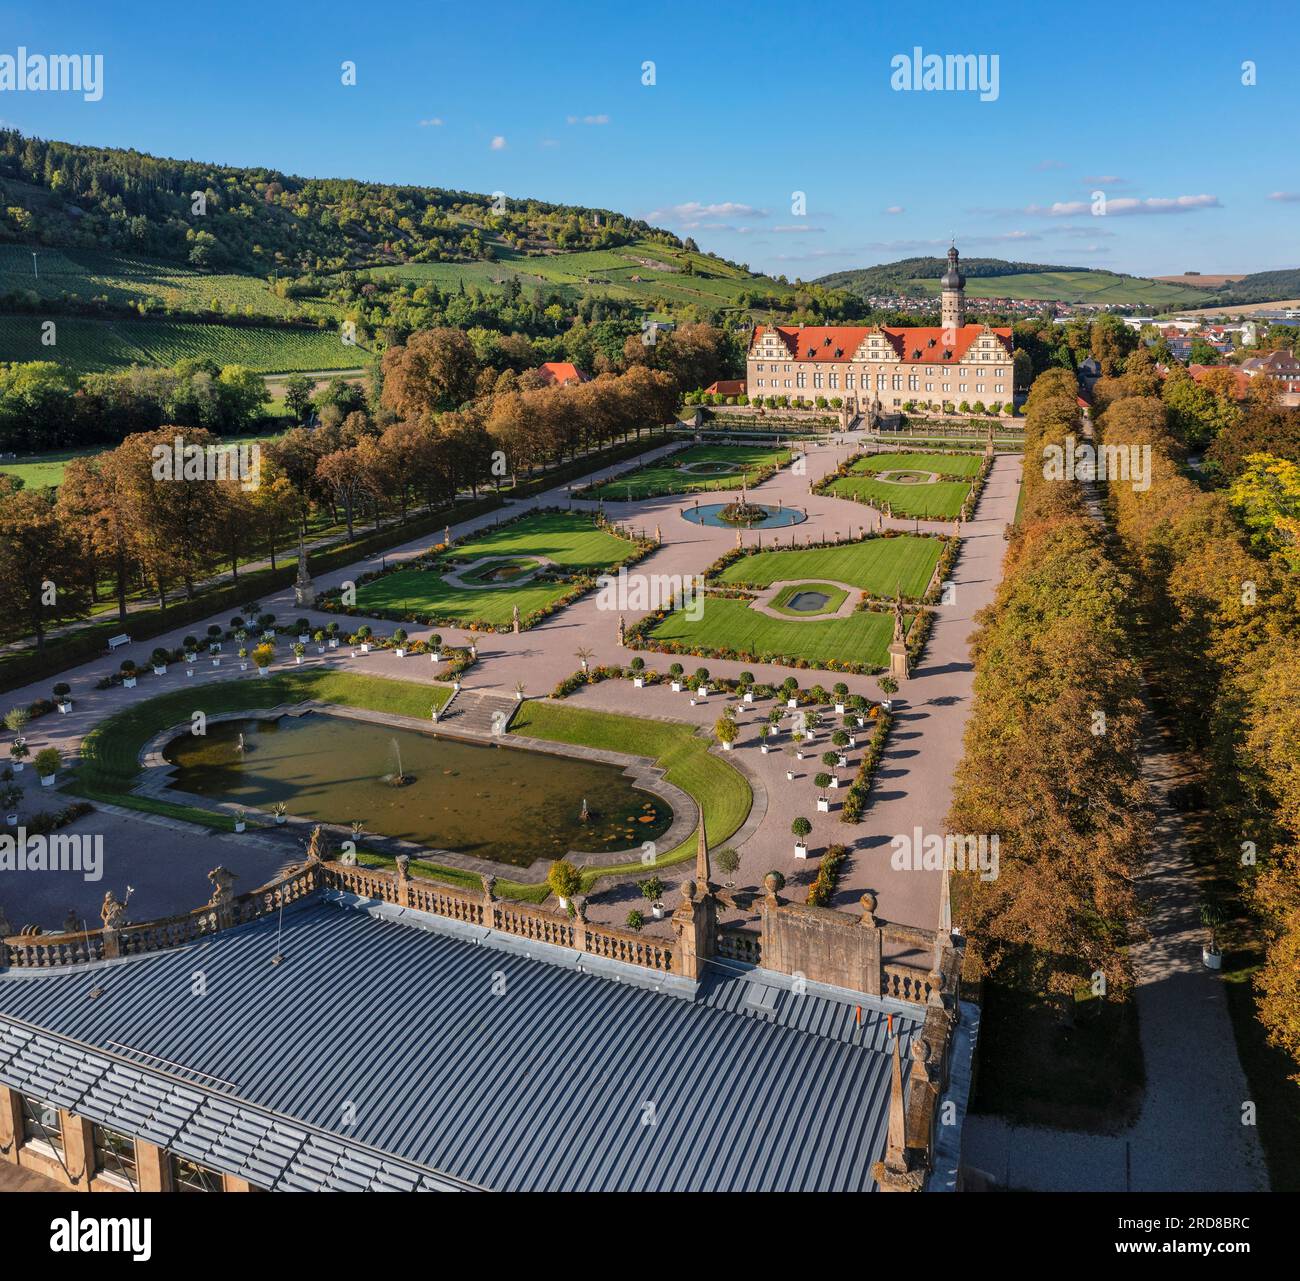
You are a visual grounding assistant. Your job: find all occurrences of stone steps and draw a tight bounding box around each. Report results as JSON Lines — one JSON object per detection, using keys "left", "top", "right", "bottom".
{"left": 440, "top": 689, "right": 519, "bottom": 738}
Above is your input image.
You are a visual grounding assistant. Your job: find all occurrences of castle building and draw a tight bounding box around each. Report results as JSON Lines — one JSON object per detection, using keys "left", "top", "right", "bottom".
{"left": 747, "top": 244, "right": 1013, "bottom": 416}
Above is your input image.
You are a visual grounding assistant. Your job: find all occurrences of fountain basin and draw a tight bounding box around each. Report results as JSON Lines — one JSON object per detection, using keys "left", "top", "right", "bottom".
{"left": 681, "top": 502, "right": 806, "bottom": 529}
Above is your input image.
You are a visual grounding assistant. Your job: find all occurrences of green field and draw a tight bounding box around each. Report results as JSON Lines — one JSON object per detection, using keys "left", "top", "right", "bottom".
{"left": 853, "top": 451, "right": 984, "bottom": 478}
{"left": 912, "top": 270, "right": 1205, "bottom": 307}
{"left": 0, "top": 314, "right": 365, "bottom": 373}
{"left": 0, "top": 246, "right": 316, "bottom": 318}
{"left": 824, "top": 471, "right": 971, "bottom": 518}
{"left": 355, "top": 511, "right": 635, "bottom": 626}
{"left": 715, "top": 536, "right": 943, "bottom": 600}
{"left": 584, "top": 444, "right": 790, "bottom": 500}
{"left": 646, "top": 595, "right": 902, "bottom": 671}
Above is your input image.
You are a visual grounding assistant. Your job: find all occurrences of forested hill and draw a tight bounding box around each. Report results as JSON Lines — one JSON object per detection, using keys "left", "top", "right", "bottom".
{"left": 0, "top": 130, "right": 678, "bottom": 274}
{"left": 816, "top": 256, "right": 1088, "bottom": 293}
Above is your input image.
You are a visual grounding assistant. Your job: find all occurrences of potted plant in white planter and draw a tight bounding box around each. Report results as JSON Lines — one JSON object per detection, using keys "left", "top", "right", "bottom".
{"left": 357, "top": 625, "right": 372, "bottom": 653}
{"left": 152, "top": 647, "right": 169, "bottom": 676}
{"left": 514, "top": 681, "right": 526, "bottom": 703}
{"left": 53, "top": 683, "right": 73, "bottom": 714}
{"left": 792, "top": 816, "right": 811, "bottom": 859}
{"left": 759, "top": 725, "right": 771, "bottom": 754}
{"left": 207, "top": 625, "right": 223, "bottom": 652}
{"left": 9, "top": 738, "right": 28, "bottom": 772}
{"left": 669, "top": 663, "right": 684, "bottom": 692}
{"left": 292, "top": 641, "right": 305, "bottom": 665}
{"left": 120, "top": 660, "right": 137, "bottom": 689}
{"left": 296, "top": 619, "right": 311, "bottom": 644}
{"left": 252, "top": 642, "right": 274, "bottom": 677}
{"left": 273, "top": 801, "right": 287, "bottom": 825}
{"left": 640, "top": 875, "right": 666, "bottom": 920}
{"left": 327, "top": 623, "right": 340, "bottom": 650}
{"left": 392, "top": 628, "right": 408, "bottom": 658}
{"left": 815, "top": 774, "right": 832, "bottom": 813}
{"left": 630, "top": 657, "right": 645, "bottom": 688}
{"left": 35, "top": 747, "right": 60, "bottom": 787}
{"left": 576, "top": 645, "right": 593, "bottom": 673}
{"left": 429, "top": 633, "right": 443, "bottom": 662}
{"left": 694, "top": 667, "right": 711, "bottom": 697}
{"left": 313, "top": 629, "right": 326, "bottom": 654}
{"left": 2, "top": 783, "right": 20, "bottom": 826}
{"left": 714, "top": 712, "right": 737, "bottom": 752}
{"left": 183, "top": 636, "right": 199, "bottom": 663}
{"left": 233, "top": 810, "right": 247, "bottom": 834}
{"left": 210, "top": 643, "right": 222, "bottom": 667}
{"left": 715, "top": 846, "right": 740, "bottom": 888}
{"left": 833, "top": 683, "right": 848, "bottom": 715}
{"left": 547, "top": 859, "right": 582, "bottom": 912}
{"left": 740, "top": 672, "right": 755, "bottom": 703}
{"left": 1201, "top": 904, "right": 1224, "bottom": 970}
{"left": 238, "top": 646, "right": 249, "bottom": 671}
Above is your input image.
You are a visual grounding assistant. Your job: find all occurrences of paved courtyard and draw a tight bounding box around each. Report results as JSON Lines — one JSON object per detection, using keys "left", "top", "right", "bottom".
{"left": 0, "top": 431, "right": 1020, "bottom": 940}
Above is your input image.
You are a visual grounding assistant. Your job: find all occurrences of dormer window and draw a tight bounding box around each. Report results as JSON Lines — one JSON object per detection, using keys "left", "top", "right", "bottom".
{"left": 834, "top": 347, "right": 843, "bottom": 357}
{"left": 823, "top": 336, "right": 832, "bottom": 346}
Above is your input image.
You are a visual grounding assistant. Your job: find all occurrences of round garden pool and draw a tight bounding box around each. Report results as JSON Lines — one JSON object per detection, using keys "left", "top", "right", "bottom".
{"left": 681, "top": 502, "right": 807, "bottom": 529}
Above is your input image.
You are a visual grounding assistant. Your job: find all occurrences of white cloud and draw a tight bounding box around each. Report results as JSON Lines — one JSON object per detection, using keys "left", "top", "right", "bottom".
{"left": 1267, "top": 191, "right": 1300, "bottom": 202}
{"left": 884, "top": 205, "right": 904, "bottom": 215}
{"left": 419, "top": 117, "right": 443, "bottom": 127}
{"left": 1024, "top": 194, "right": 1220, "bottom": 217}
{"left": 1082, "top": 174, "right": 1124, "bottom": 186}
{"left": 645, "top": 201, "right": 768, "bottom": 228}
{"left": 566, "top": 114, "right": 610, "bottom": 126}
{"left": 490, "top": 135, "right": 507, "bottom": 151}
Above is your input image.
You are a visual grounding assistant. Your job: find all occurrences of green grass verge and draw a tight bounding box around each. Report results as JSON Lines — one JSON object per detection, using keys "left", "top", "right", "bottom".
{"left": 716, "top": 536, "right": 942, "bottom": 599}
{"left": 583, "top": 444, "right": 790, "bottom": 500}
{"left": 825, "top": 473, "right": 971, "bottom": 518}
{"left": 852, "top": 451, "right": 984, "bottom": 478}
{"left": 647, "top": 596, "right": 901, "bottom": 671}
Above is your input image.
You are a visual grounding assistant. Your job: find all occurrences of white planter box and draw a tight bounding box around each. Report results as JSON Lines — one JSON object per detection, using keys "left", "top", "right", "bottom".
{"left": 722, "top": 740, "right": 732, "bottom": 751}
{"left": 329, "top": 638, "right": 339, "bottom": 649}
{"left": 515, "top": 692, "right": 524, "bottom": 702}
{"left": 5, "top": 815, "right": 16, "bottom": 827}
{"left": 394, "top": 648, "right": 407, "bottom": 658}
{"left": 796, "top": 751, "right": 805, "bottom": 760}
{"left": 633, "top": 677, "right": 644, "bottom": 688}
{"left": 153, "top": 665, "right": 166, "bottom": 676}
{"left": 184, "top": 653, "right": 196, "bottom": 663}
{"left": 651, "top": 904, "right": 664, "bottom": 920}
{"left": 787, "top": 698, "right": 798, "bottom": 708}
{"left": 240, "top": 662, "right": 248, "bottom": 672}
{"left": 760, "top": 743, "right": 770, "bottom": 754}
{"left": 57, "top": 701, "right": 72, "bottom": 714}
{"left": 123, "top": 676, "right": 137, "bottom": 688}
{"left": 294, "top": 656, "right": 303, "bottom": 665}
{"left": 360, "top": 643, "right": 371, "bottom": 653}
{"left": 40, "top": 774, "right": 55, "bottom": 787}
{"left": 234, "top": 820, "right": 246, "bottom": 833}
{"left": 698, "top": 686, "right": 710, "bottom": 697}
{"left": 316, "top": 646, "right": 325, "bottom": 654}
{"left": 671, "top": 681, "right": 682, "bottom": 692}
{"left": 212, "top": 658, "right": 221, "bottom": 667}
{"left": 1203, "top": 947, "right": 1222, "bottom": 970}
{"left": 829, "top": 776, "right": 839, "bottom": 789}
{"left": 11, "top": 761, "right": 23, "bottom": 772}
{"left": 185, "top": 669, "right": 194, "bottom": 678}
{"left": 743, "top": 691, "right": 754, "bottom": 703}
{"left": 835, "top": 703, "right": 846, "bottom": 714}
{"left": 786, "top": 769, "right": 795, "bottom": 781}
{"left": 275, "top": 815, "right": 286, "bottom": 825}
{"left": 817, "top": 798, "right": 830, "bottom": 813}
{"left": 298, "top": 634, "right": 310, "bottom": 644}
{"left": 794, "top": 843, "right": 808, "bottom": 859}
{"left": 558, "top": 896, "right": 570, "bottom": 911}
{"left": 838, "top": 755, "right": 849, "bottom": 768}
{"left": 257, "top": 667, "right": 270, "bottom": 678}
{"left": 431, "top": 651, "right": 442, "bottom": 662}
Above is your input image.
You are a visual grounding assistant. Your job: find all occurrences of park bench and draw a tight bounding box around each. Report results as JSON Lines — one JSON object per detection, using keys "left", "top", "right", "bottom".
{"left": 107, "top": 633, "right": 131, "bottom": 651}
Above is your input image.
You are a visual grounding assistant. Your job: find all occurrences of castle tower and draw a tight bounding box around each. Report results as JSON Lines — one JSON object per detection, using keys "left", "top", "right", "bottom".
{"left": 940, "top": 242, "right": 966, "bottom": 333}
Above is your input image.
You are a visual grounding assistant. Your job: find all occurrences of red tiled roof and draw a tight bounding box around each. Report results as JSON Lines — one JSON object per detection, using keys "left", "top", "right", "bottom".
{"left": 751, "top": 323, "right": 1011, "bottom": 365}
{"left": 704, "top": 379, "right": 747, "bottom": 395}
{"left": 537, "top": 362, "right": 586, "bottom": 386}
{"left": 1185, "top": 364, "right": 1251, "bottom": 398}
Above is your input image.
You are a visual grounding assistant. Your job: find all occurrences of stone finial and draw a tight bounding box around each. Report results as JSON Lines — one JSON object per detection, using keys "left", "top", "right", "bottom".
{"left": 305, "top": 824, "right": 330, "bottom": 863}
{"left": 695, "top": 824, "right": 711, "bottom": 890}
{"left": 574, "top": 896, "right": 588, "bottom": 923}
{"left": 395, "top": 853, "right": 411, "bottom": 880}
{"left": 762, "top": 871, "right": 783, "bottom": 904}
{"left": 655, "top": 524, "right": 662, "bottom": 545}
{"left": 207, "top": 865, "right": 236, "bottom": 907}
{"left": 910, "top": 1037, "right": 936, "bottom": 1085}
{"left": 512, "top": 603, "right": 521, "bottom": 635}
{"left": 480, "top": 874, "right": 497, "bottom": 902}
{"left": 859, "top": 891, "right": 878, "bottom": 927}
{"left": 679, "top": 878, "right": 698, "bottom": 904}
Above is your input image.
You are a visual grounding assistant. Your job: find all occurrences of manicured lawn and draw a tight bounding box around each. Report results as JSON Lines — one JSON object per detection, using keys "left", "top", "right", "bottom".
{"left": 584, "top": 444, "right": 790, "bottom": 500}
{"left": 646, "top": 595, "right": 902, "bottom": 671}
{"left": 509, "top": 700, "right": 753, "bottom": 897}
{"left": 853, "top": 451, "right": 984, "bottom": 478}
{"left": 355, "top": 511, "right": 636, "bottom": 626}
{"left": 715, "top": 536, "right": 942, "bottom": 600}
{"left": 825, "top": 474, "right": 971, "bottom": 519}
{"left": 769, "top": 582, "right": 849, "bottom": 616}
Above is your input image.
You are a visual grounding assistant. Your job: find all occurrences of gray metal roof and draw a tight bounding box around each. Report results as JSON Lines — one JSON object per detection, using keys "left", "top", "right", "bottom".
{"left": 0, "top": 896, "right": 918, "bottom": 1192}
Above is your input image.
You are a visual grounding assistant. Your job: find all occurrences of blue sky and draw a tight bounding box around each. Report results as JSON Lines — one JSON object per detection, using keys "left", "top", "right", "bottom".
{"left": 4, "top": 0, "right": 1298, "bottom": 279}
